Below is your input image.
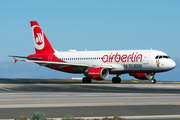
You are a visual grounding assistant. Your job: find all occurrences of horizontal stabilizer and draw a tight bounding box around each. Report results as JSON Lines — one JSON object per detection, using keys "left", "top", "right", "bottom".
{"left": 13, "top": 57, "right": 18, "bottom": 63}
{"left": 8, "top": 55, "right": 42, "bottom": 60}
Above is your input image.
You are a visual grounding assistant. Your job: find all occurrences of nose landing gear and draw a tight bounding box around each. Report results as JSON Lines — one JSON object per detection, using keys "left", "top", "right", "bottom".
{"left": 150, "top": 74, "right": 156, "bottom": 84}
{"left": 150, "top": 79, "right": 156, "bottom": 84}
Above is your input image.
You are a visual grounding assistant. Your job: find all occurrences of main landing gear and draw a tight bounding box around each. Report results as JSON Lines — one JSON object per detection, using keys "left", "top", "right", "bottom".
{"left": 112, "top": 74, "right": 121, "bottom": 83}
{"left": 150, "top": 79, "right": 156, "bottom": 84}
{"left": 82, "top": 77, "right": 92, "bottom": 83}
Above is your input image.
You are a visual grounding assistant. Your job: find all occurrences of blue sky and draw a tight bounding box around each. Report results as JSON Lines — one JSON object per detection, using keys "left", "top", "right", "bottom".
{"left": 0, "top": 0, "right": 180, "bottom": 80}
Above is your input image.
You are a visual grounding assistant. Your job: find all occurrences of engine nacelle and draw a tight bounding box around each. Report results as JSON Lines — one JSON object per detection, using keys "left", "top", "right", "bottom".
{"left": 85, "top": 68, "right": 109, "bottom": 80}
{"left": 129, "top": 73, "right": 154, "bottom": 80}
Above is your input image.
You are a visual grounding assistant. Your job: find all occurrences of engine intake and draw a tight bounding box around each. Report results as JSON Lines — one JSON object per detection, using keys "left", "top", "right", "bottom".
{"left": 85, "top": 67, "right": 109, "bottom": 80}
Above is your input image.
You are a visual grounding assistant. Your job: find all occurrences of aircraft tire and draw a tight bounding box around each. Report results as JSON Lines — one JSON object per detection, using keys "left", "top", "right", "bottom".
{"left": 150, "top": 79, "right": 156, "bottom": 84}
{"left": 82, "top": 77, "right": 91, "bottom": 83}
{"left": 112, "top": 77, "right": 121, "bottom": 83}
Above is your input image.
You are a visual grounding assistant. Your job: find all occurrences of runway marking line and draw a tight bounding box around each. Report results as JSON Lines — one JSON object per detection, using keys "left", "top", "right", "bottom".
{"left": 38, "top": 84, "right": 72, "bottom": 88}
{"left": 0, "top": 101, "right": 80, "bottom": 104}
{"left": 31, "top": 101, "right": 79, "bottom": 103}
{"left": 0, "top": 99, "right": 180, "bottom": 105}
{"left": 90, "top": 99, "right": 180, "bottom": 103}
{"left": 90, "top": 100, "right": 134, "bottom": 102}
{"left": 145, "top": 99, "right": 180, "bottom": 102}
{"left": 0, "top": 103, "right": 180, "bottom": 109}
{"left": 0, "top": 87, "right": 13, "bottom": 91}
{"left": 131, "top": 80, "right": 139, "bottom": 83}
{"left": 173, "top": 104, "right": 180, "bottom": 105}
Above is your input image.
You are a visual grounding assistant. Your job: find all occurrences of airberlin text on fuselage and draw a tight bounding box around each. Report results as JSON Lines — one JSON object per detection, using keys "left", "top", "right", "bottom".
{"left": 102, "top": 52, "right": 142, "bottom": 63}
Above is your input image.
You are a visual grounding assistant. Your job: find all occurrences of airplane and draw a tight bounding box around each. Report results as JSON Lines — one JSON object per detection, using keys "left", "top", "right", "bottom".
{"left": 9, "top": 21, "right": 176, "bottom": 84}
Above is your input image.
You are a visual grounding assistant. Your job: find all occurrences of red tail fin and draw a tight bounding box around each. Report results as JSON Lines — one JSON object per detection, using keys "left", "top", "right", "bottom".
{"left": 30, "top": 21, "right": 54, "bottom": 54}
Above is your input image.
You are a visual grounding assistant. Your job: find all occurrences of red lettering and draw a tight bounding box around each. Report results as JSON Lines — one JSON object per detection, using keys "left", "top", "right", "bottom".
{"left": 131, "top": 52, "right": 135, "bottom": 62}
{"left": 102, "top": 55, "right": 108, "bottom": 63}
{"left": 115, "top": 52, "right": 121, "bottom": 62}
{"left": 127, "top": 54, "right": 131, "bottom": 62}
{"left": 137, "top": 54, "right": 142, "bottom": 62}
{"left": 102, "top": 52, "right": 142, "bottom": 63}
{"left": 121, "top": 54, "right": 127, "bottom": 62}
{"left": 134, "top": 52, "right": 138, "bottom": 62}
{"left": 109, "top": 53, "right": 112, "bottom": 62}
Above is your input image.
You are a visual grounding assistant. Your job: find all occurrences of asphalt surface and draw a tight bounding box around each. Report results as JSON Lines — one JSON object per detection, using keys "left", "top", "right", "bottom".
{"left": 0, "top": 105, "right": 180, "bottom": 119}
{"left": 0, "top": 78, "right": 179, "bottom": 120}
{"left": 0, "top": 78, "right": 179, "bottom": 94}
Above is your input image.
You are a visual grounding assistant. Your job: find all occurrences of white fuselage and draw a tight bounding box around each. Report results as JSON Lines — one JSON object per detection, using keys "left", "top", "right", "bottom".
{"left": 54, "top": 49, "right": 176, "bottom": 74}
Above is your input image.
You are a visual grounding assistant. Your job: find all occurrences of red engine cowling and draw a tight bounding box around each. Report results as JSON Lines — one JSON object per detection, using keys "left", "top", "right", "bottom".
{"left": 85, "top": 68, "right": 109, "bottom": 80}
{"left": 129, "top": 73, "right": 153, "bottom": 80}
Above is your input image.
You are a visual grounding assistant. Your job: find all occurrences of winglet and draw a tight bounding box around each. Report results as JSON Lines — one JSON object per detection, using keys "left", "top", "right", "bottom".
{"left": 13, "top": 57, "right": 18, "bottom": 63}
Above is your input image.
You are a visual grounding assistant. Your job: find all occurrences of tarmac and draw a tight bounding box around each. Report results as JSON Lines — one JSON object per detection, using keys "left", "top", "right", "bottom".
{"left": 0, "top": 78, "right": 179, "bottom": 120}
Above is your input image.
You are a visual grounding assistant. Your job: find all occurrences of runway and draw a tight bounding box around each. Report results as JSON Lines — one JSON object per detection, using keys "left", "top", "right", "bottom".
{"left": 0, "top": 79, "right": 180, "bottom": 119}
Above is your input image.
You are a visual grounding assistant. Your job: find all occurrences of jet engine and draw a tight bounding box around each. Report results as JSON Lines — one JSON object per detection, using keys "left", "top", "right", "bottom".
{"left": 129, "top": 73, "right": 154, "bottom": 80}
{"left": 85, "top": 67, "right": 109, "bottom": 80}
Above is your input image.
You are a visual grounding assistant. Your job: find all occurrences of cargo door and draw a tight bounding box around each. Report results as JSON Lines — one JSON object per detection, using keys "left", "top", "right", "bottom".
{"left": 143, "top": 52, "right": 150, "bottom": 65}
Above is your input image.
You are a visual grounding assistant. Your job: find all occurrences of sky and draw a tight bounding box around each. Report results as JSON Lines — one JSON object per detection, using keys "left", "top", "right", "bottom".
{"left": 0, "top": 0, "right": 180, "bottom": 81}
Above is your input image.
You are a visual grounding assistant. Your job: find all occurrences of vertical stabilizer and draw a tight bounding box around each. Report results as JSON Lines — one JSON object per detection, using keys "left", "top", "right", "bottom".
{"left": 30, "top": 21, "right": 54, "bottom": 54}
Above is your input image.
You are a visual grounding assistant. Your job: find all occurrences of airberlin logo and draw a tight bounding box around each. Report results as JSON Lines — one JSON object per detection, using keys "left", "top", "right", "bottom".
{"left": 102, "top": 52, "right": 142, "bottom": 63}
{"left": 35, "top": 33, "right": 44, "bottom": 45}
{"left": 88, "top": 72, "right": 100, "bottom": 75}
{"left": 32, "top": 25, "right": 45, "bottom": 50}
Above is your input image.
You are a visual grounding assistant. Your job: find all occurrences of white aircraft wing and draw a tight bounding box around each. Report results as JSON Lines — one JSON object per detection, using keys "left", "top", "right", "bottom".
{"left": 14, "top": 59, "right": 113, "bottom": 69}
{"left": 17, "top": 59, "right": 90, "bottom": 67}
{"left": 9, "top": 56, "right": 114, "bottom": 69}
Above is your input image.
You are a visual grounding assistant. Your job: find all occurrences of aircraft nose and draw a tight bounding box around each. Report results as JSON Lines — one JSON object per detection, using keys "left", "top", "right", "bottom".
{"left": 169, "top": 59, "right": 176, "bottom": 69}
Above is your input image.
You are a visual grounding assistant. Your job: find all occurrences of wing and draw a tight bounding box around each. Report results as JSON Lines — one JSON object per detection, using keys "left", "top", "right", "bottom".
{"left": 23, "top": 59, "right": 90, "bottom": 67}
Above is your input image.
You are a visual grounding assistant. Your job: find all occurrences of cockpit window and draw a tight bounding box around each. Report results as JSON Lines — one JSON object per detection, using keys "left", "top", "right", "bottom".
{"left": 155, "top": 55, "right": 170, "bottom": 59}
{"left": 163, "top": 56, "right": 168, "bottom": 59}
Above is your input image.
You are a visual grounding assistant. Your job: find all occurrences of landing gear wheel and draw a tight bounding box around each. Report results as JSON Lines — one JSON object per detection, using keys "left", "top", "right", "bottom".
{"left": 112, "top": 77, "right": 121, "bottom": 83}
{"left": 150, "top": 79, "right": 156, "bottom": 84}
{"left": 82, "top": 77, "right": 92, "bottom": 83}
